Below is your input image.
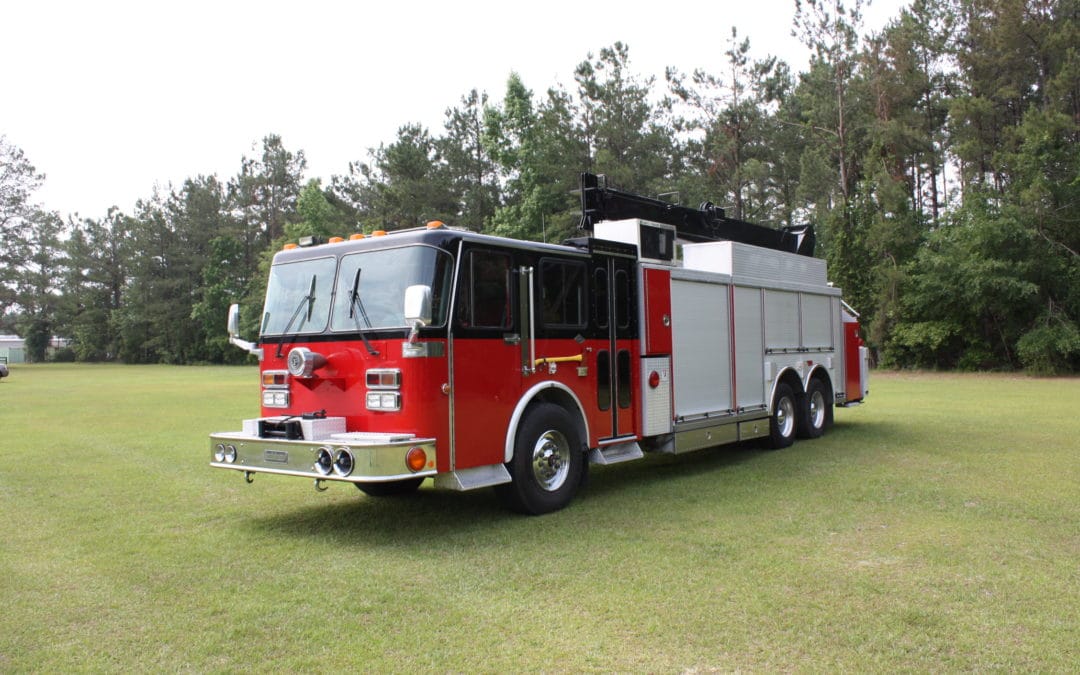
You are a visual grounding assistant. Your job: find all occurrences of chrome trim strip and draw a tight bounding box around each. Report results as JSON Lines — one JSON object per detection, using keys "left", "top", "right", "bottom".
{"left": 597, "top": 434, "right": 637, "bottom": 446}
{"left": 673, "top": 408, "right": 768, "bottom": 432}
{"left": 446, "top": 238, "right": 464, "bottom": 471}
{"left": 401, "top": 341, "right": 445, "bottom": 358}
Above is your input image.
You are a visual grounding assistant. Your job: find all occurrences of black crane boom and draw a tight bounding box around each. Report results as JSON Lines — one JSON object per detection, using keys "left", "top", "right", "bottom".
{"left": 577, "top": 172, "right": 815, "bottom": 257}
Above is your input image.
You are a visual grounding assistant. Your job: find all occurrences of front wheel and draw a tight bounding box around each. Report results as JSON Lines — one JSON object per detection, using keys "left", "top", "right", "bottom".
{"left": 768, "top": 382, "right": 798, "bottom": 449}
{"left": 495, "top": 403, "right": 586, "bottom": 515}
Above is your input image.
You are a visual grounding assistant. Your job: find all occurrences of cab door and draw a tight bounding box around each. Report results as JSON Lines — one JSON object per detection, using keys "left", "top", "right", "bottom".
{"left": 593, "top": 254, "right": 638, "bottom": 441}
{"left": 450, "top": 247, "right": 522, "bottom": 470}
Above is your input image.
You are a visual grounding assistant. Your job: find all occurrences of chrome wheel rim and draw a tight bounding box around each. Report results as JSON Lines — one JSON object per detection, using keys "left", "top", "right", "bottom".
{"left": 531, "top": 430, "right": 570, "bottom": 491}
{"left": 809, "top": 390, "right": 826, "bottom": 429}
{"left": 777, "top": 397, "right": 795, "bottom": 438}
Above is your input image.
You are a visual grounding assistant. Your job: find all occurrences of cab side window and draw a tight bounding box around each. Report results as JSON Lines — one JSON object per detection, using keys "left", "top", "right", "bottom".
{"left": 456, "top": 250, "right": 512, "bottom": 329}
{"left": 540, "top": 259, "right": 586, "bottom": 328}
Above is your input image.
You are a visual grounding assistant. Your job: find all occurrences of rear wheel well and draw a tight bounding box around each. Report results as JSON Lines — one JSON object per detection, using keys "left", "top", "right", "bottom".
{"left": 775, "top": 369, "right": 805, "bottom": 406}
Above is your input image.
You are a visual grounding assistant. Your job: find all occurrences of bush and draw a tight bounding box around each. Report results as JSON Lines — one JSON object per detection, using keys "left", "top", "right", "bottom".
{"left": 1017, "top": 320, "right": 1080, "bottom": 375}
{"left": 883, "top": 320, "right": 962, "bottom": 369}
{"left": 50, "top": 347, "right": 77, "bottom": 363}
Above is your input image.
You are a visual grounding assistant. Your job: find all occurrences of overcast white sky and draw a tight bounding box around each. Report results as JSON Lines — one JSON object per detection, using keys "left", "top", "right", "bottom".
{"left": 3, "top": 0, "right": 908, "bottom": 220}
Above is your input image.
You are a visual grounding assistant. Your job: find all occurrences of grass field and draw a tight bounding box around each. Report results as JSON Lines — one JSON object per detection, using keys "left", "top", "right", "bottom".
{"left": 1, "top": 365, "right": 1077, "bottom": 671}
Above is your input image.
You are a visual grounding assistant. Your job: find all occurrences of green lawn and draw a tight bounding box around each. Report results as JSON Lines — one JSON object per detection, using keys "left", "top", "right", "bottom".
{"left": 1, "top": 365, "right": 1077, "bottom": 671}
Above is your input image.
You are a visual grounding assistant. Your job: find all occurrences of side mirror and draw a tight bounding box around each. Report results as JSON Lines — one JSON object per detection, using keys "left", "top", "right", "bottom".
{"left": 226, "top": 304, "right": 263, "bottom": 360}
{"left": 227, "top": 303, "right": 241, "bottom": 338}
{"left": 403, "top": 285, "right": 433, "bottom": 326}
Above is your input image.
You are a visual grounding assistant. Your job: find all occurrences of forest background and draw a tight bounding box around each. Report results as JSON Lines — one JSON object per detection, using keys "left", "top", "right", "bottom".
{"left": 1, "top": 0, "right": 1077, "bottom": 374}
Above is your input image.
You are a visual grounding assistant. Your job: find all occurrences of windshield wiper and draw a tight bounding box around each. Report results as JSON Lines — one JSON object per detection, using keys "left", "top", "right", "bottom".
{"left": 275, "top": 274, "right": 318, "bottom": 358}
{"left": 348, "top": 267, "right": 379, "bottom": 356}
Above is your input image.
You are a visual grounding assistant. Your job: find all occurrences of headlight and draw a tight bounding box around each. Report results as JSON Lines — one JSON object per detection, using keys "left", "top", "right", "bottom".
{"left": 262, "top": 390, "right": 290, "bottom": 408}
{"left": 366, "top": 391, "right": 401, "bottom": 411}
{"left": 223, "top": 445, "right": 238, "bottom": 463}
{"left": 214, "top": 444, "right": 226, "bottom": 462}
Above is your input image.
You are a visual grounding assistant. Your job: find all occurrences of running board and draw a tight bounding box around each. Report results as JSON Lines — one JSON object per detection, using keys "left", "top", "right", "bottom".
{"left": 433, "top": 464, "right": 512, "bottom": 491}
{"left": 589, "top": 441, "right": 645, "bottom": 465}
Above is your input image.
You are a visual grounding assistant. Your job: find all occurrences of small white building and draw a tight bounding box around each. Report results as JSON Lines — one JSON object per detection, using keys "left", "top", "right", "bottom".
{"left": 0, "top": 334, "right": 25, "bottom": 364}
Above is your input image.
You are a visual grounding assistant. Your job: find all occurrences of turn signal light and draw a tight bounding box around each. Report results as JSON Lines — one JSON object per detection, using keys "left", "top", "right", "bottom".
{"left": 366, "top": 369, "right": 401, "bottom": 388}
{"left": 262, "top": 371, "right": 287, "bottom": 386}
{"left": 406, "top": 447, "right": 427, "bottom": 472}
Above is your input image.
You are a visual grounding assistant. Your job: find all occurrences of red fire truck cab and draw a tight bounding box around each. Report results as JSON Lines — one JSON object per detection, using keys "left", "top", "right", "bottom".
{"left": 210, "top": 174, "right": 869, "bottom": 514}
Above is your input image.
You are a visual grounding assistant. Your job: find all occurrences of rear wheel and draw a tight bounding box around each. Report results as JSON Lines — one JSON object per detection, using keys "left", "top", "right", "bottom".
{"left": 495, "top": 403, "right": 585, "bottom": 515}
{"left": 355, "top": 477, "right": 424, "bottom": 497}
{"left": 798, "top": 378, "right": 832, "bottom": 439}
{"left": 768, "top": 382, "right": 798, "bottom": 449}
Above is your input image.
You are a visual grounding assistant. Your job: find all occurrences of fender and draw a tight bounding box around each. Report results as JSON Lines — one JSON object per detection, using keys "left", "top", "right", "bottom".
{"left": 767, "top": 366, "right": 803, "bottom": 412}
{"left": 503, "top": 381, "right": 591, "bottom": 463}
{"left": 803, "top": 364, "right": 833, "bottom": 394}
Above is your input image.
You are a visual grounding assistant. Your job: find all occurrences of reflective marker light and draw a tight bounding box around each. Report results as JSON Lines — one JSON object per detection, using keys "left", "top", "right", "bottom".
{"left": 406, "top": 446, "right": 427, "bottom": 473}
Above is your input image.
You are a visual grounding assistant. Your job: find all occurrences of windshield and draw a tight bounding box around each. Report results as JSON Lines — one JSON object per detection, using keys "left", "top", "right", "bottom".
{"left": 331, "top": 245, "right": 452, "bottom": 331}
{"left": 261, "top": 257, "right": 336, "bottom": 336}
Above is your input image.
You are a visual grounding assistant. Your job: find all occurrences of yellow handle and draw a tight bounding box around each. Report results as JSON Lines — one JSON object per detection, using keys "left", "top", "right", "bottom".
{"left": 534, "top": 354, "right": 584, "bottom": 367}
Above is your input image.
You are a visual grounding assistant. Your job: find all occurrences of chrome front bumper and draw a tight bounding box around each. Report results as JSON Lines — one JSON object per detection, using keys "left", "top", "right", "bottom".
{"left": 209, "top": 427, "right": 437, "bottom": 484}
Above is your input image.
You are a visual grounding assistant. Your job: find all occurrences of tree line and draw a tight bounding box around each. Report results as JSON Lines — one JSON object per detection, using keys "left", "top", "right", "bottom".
{"left": 1, "top": 0, "right": 1076, "bottom": 373}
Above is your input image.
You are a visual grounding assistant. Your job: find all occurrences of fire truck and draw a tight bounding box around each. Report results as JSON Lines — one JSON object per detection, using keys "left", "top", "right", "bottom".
{"left": 210, "top": 173, "right": 869, "bottom": 514}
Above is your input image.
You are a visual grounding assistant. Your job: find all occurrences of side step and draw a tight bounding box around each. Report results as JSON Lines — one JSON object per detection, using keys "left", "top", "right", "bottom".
{"left": 433, "top": 464, "right": 512, "bottom": 491}
{"left": 589, "top": 441, "right": 645, "bottom": 465}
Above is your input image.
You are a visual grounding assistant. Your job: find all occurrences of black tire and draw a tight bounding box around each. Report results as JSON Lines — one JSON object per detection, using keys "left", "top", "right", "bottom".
{"left": 768, "top": 382, "right": 798, "bottom": 449}
{"left": 495, "top": 403, "right": 586, "bottom": 515}
{"left": 798, "top": 378, "right": 833, "bottom": 439}
{"left": 355, "top": 477, "right": 424, "bottom": 497}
